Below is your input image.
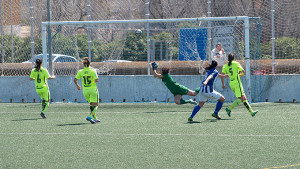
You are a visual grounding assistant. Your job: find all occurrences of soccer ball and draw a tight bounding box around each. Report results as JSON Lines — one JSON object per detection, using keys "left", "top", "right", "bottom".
{"left": 135, "top": 29, "right": 142, "bottom": 35}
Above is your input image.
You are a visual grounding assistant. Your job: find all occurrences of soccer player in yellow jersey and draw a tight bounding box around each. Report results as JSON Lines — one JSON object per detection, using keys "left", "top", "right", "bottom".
{"left": 74, "top": 57, "right": 100, "bottom": 124}
{"left": 30, "top": 58, "right": 55, "bottom": 118}
{"left": 221, "top": 53, "right": 258, "bottom": 117}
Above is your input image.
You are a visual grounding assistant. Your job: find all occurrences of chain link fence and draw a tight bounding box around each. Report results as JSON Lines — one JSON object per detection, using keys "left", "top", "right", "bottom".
{"left": 0, "top": 0, "right": 299, "bottom": 76}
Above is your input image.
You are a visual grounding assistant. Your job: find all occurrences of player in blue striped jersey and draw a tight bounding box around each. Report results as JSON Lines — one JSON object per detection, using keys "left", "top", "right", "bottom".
{"left": 188, "top": 60, "right": 227, "bottom": 121}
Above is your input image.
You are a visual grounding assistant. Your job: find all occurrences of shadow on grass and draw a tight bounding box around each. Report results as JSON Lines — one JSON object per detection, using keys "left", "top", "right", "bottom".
{"left": 186, "top": 118, "right": 234, "bottom": 124}
{"left": 57, "top": 123, "right": 90, "bottom": 126}
{"left": 12, "top": 118, "right": 41, "bottom": 121}
{"left": 144, "top": 111, "right": 162, "bottom": 114}
{"left": 187, "top": 121, "right": 201, "bottom": 124}
{"left": 206, "top": 118, "right": 234, "bottom": 121}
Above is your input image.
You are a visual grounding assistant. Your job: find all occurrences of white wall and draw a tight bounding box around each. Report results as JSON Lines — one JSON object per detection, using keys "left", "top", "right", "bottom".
{"left": 0, "top": 75, "right": 299, "bottom": 103}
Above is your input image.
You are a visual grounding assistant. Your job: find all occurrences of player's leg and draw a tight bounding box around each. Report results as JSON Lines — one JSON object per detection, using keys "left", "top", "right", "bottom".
{"left": 240, "top": 95, "right": 258, "bottom": 117}
{"left": 89, "top": 88, "right": 100, "bottom": 122}
{"left": 194, "top": 87, "right": 200, "bottom": 94}
{"left": 188, "top": 92, "right": 206, "bottom": 121}
{"left": 178, "top": 97, "right": 196, "bottom": 105}
{"left": 226, "top": 99, "right": 242, "bottom": 117}
{"left": 174, "top": 95, "right": 183, "bottom": 105}
{"left": 211, "top": 91, "right": 225, "bottom": 120}
{"left": 37, "top": 88, "right": 50, "bottom": 118}
{"left": 226, "top": 82, "right": 242, "bottom": 117}
{"left": 176, "top": 86, "right": 197, "bottom": 105}
{"left": 83, "top": 89, "right": 95, "bottom": 123}
{"left": 186, "top": 90, "right": 198, "bottom": 96}
{"left": 188, "top": 101, "right": 205, "bottom": 122}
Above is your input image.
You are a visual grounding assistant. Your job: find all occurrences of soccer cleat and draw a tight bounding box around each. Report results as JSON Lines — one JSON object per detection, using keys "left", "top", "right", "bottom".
{"left": 189, "top": 99, "right": 197, "bottom": 105}
{"left": 212, "top": 113, "right": 221, "bottom": 120}
{"left": 188, "top": 117, "right": 193, "bottom": 122}
{"left": 86, "top": 116, "right": 95, "bottom": 124}
{"left": 251, "top": 110, "right": 258, "bottom": 117}
{"left": 40, "top": 112, "right": 46, "bottom": 119}
{"left": 225, "top": 108, "right": 231, "bottom": 117}
{"left": 92, "top": 114, "right": 100, "bottom": 123}
{"left": 94, "top": 119, "right": 101, "bottom": 123}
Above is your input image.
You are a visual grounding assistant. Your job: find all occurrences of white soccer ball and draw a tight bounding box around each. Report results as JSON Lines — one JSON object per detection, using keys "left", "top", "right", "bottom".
{"left": 135, "top": 29, "right": 142, "bottom": 35}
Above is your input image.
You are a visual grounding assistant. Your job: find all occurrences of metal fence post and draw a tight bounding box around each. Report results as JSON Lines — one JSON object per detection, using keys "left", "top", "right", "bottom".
{"left": 146, "top": 0, "right": 150, "bottom": 75}
{"left": 30, "top": 0, "right": 35, "bottom": 67}
{"left": 10, "top": 0, "right": 14, "bottom": 63}
{"left": 47, "top": 0, "right": 52, "bottom": 73}
{"left": 87, "top": 0, "right": 92, "bottom": 62}
{"left": 244, "top": 17, "right": 251, "bottom": 103}
{"left": 0, "top": 0, "right": 4, "bottom": 66}
{"left": 271, "top": 0, "right": 275, "bottom": 74}
{"left": 207, "top": 0, "right": 212, "bottom": 62}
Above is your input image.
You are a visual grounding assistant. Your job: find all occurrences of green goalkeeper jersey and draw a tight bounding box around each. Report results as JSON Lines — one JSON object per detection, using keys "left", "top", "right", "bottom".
{"left": 222, "top": 61, "right": 244, "bottom": 82}
{"left": 161, "top": 73, "right": 189, "bottom": 96}
{"left": 30, "top": 67, "right": 50, "bottom": 89}
{"left": 75, "top": 67, "right": 98, "bottom": 89}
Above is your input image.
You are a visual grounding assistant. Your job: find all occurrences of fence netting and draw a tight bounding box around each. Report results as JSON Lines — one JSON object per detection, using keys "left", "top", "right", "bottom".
{"left": 0, "top": 0, "right": 299, "bottom": 76}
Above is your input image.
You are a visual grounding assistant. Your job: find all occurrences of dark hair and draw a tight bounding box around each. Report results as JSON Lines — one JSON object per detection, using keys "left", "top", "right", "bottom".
{"left": 205, "top": 60, "right": 218, "bottom": 70}
{"left": 228, "top": 53, "right": 235, "bottom": 66}
{"left": 216, "top": 43, "right": 222, "bottom": 47}
{"left": 82, "top": 57, "right": 90, "bottom": 67}
{"left": 161, "top": 67, "right": 169, "bottom": 74}
{"left": 35, "top": 58, "right": 42, "bottom": 71}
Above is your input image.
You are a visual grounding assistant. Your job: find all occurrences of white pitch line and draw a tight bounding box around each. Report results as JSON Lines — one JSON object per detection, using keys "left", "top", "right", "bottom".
{"left": 0, "top": 111, "right": 190, "bottom": 114}
{"left": 0, "top": 133, "right": 299, "bottom": 137}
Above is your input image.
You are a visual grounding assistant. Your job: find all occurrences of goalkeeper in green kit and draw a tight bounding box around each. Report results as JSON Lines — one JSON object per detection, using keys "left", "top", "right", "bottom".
{"left": 151, "top": 62, "right": 199, "bottom": 105}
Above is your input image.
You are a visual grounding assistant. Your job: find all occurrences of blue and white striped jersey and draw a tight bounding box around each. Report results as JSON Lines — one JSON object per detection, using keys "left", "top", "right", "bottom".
{"left": 200, "top": 68, "right": 218, "bottom": 93}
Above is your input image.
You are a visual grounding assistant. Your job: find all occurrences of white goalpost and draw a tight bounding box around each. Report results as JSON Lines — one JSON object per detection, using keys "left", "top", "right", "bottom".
{"left": 41, "top": 16, "right": 256, "bottom": 102}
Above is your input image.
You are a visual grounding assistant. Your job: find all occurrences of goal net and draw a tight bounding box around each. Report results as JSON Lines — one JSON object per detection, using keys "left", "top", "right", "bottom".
{"left": 42, "top": 16, "right": 262, "bottom": 101}
{"left": 42, "top": 16, "right": 261, "bottom": 75}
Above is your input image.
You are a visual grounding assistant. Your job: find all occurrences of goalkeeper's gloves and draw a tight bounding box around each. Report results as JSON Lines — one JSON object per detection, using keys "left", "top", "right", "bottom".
{"left": 152, "top": 62, "right": 158, "bottom": 70}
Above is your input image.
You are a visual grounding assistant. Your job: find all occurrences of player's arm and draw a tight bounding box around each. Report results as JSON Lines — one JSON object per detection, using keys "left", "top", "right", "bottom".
{"left": 151, "top": 62, "right": 163, "bottom": 79}
{"left": 93, "top": 70, "right": 99, "bottom": 82}
{"left": 216, "top": 73, "right": 226, "bottom": 88}
{"left": 74, "top": 78, "right": 81, "bottom": 90}
{"left": 48, "top": 76, "right": 56, "bottom": 79}
{"left": 29, "top": 70, "right": 35, "bottom": 81}
{"left": 203, "top": 75, "right": 213, "bottom": 86}
{"left": 218, "top": 73, "right": 229, "bottom": 78}
{"left": 220, "top": 66, "right": 229, "bottom": 77}
{"left": 44, "top": 69, "right": 55, "bottom": 79}
{"left": 237, "top": 63, "right": 245, "bottom": 76}
{"left": 153, "top": 69, "right": 163, "bottom": 79}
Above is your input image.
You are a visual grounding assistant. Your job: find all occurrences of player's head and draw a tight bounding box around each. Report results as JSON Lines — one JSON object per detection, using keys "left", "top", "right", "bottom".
{"left": 35, "top": 58, "right": 42, "bottom": 71}
{"left": 205, "top": 60, "right": 218, "bottom": 70}
{"left": 82, "top": 57, "right": 90, "bottom": 67}
{"left": 161, "top": 67, "right": 169, "bottom": 74}
{"left": 228, "top": 53, "right": 235, "bottom": 66}
{"left": 216, "top": 43, "right": 222, "bottom": 51}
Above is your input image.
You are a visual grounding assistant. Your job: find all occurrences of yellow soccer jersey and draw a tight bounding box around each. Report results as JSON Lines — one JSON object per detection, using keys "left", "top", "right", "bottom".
{"left": 75, "top": 67, "right": 98, "bottom": 88}
{"left": 222, "top": 61, "right": 244, "bottom": 82}
{"left": 30, "top": 67, "right": 50, "bottom": 89}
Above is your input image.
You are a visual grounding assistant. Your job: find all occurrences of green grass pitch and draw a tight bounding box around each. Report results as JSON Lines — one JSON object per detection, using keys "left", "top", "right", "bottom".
{"left": 0, "top": 102, "right": 299, "bottom": 169}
